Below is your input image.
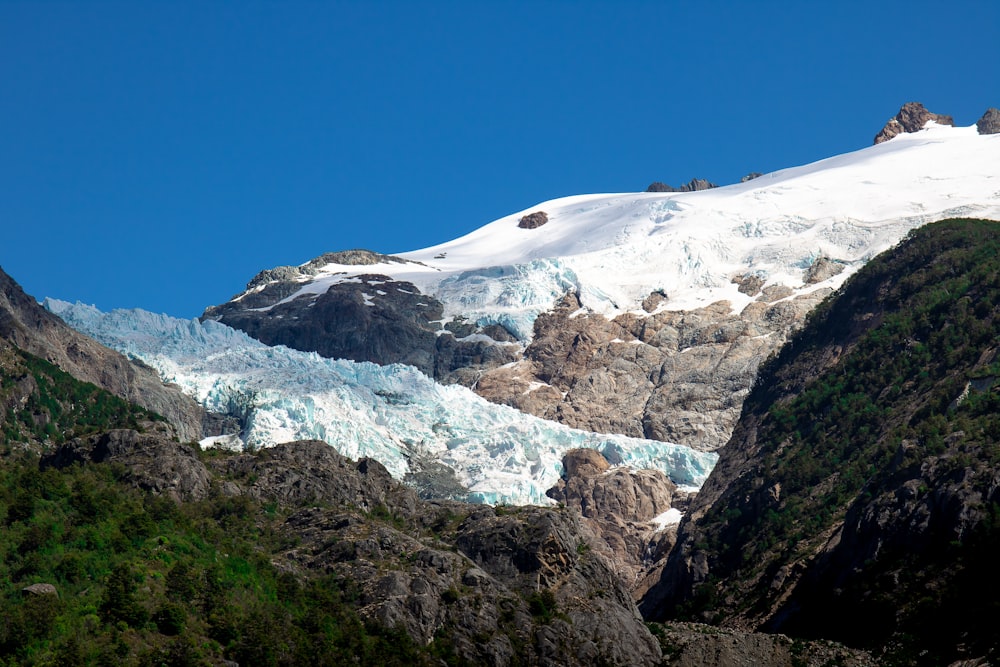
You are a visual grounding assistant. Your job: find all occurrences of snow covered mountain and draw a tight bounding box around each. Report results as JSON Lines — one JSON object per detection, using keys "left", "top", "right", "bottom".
{"left": 46, "top": 299, "right": 716, "bottom": 505}
{"left": 202, "top": 117, "right": 1000, "bottom": 452}
{"left": 224, "top": 122, "right": 1000, "bottom": 337}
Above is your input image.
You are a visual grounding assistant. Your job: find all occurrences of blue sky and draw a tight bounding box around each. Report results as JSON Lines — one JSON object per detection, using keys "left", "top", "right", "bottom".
{"left": 2, "top": 1, "right": 998, "bottom": 318}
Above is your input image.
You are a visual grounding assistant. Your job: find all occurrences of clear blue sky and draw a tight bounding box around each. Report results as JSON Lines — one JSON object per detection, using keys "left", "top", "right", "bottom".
{"left": 2, "top": 0, "right": 998, "bottom": 318}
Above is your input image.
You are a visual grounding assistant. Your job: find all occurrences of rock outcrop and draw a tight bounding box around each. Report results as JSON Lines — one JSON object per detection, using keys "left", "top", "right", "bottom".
{"left": 650, "top": 622, "right": 877, "bottom": 667}
{"left": 0, "top": 268, "right": 206, "bottom": 441}
{"left": 546, "top": 449, "right": 684, "bottom": 596}
{"left": 108, "top": 437, "right": 666, "bottom": 666}
{"left": 874, "top": 102, "right": 954, "bottom": 144}
{"left": 646, "top": 178, "right": 718, "bottom": 193}
{"left": 34, "top": 430, "right": 886, "bottom": 665}
{"left": 976, "top": 107, "right": 1000, "bottom": 135}
{"left": 475, "top": 288, "right": 828, "bottom": 451}
{"left": 203, "top": 268, "right": 520, "bottom": 381}
{"left": 41, "top": 429, "right": 213, "bottom": 502}
{"left": 518, "top": 211, "right": 549, "bottom": 229}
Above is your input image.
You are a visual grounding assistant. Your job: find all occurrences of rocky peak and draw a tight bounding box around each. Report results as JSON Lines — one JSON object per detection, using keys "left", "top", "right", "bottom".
{"left": 874, "top": 102, "right": 954, "bottom": 144}
{"left": 646, "top": 178, "right": 718, "bottom": 193}
{"left": 976, "top": 107, "right": 1000, "bottom": 135}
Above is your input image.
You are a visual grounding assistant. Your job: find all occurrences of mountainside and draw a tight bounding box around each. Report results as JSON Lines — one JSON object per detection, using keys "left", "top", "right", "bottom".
{"left": 1, "top": 268, "right": 209, "bottom": 441}
{"left": 642, "top": 218, "right": 1000, "bottom": 665}
{"left": 203, "top": 112, "right": 1000, "bottom": 452}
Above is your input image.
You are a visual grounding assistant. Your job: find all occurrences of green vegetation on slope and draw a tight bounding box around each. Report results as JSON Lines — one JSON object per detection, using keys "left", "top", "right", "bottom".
{"left": 0, "top": 344, "right": 162, "bottom": 446}
{"left": 0, "top": 450, "right": 438, "bottom": 666}
{"left": 675, "top": 218, "right": 1000, "bottom": 664}
{"left": 0, "top": 343, "right": 448, "bottom": 666}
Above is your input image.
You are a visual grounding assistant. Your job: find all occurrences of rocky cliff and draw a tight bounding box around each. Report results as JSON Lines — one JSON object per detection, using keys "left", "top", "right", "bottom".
{"left": 476, "top": 283, "right": 831, "bottom": 451}
{"left": 0, "top": 268, "right": 208, "bottom": 441}
{"left": 642, "top": 219, "right": 1000, "bottom": 665}
{"left": 203, "top": 267, "right": 521, "bottom": 382}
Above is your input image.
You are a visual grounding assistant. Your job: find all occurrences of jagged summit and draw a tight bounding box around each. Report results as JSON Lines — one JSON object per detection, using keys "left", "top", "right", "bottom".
{"left": 873, "top": 101, "right": 954, "bottom": 144}
{"left": 874, "top": 101, "right": 1000, "bottom": 143}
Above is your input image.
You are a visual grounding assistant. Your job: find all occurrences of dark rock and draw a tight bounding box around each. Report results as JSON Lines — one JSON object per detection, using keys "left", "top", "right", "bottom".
{"left": 518, "top": 211, "right": 549, "bottom": 229}
{"left": 204, "top": 269, "right": 519, "bottom": 381}
{"left": 211, "top": 440, "right": 420, "bottom": 516}
{"left": 680, "top": 178, "right": 717, "bottom": 192}
{"left": 646, "top": 179, "right": 718, "bottom": 193}
{"left": 641, "top": 290, "right": 668, "bottom": 312}
{"left": 649, "top": 622, "right": 878, "bottom": 667}
{"left": 874, "top": 118, "right": 904, "bottom": 144}
{"left": 976, "top": 107, "right": 1000, "bottom": 135}
{"left": 874, "top": 102, "right": 954, "bottom": 144}
{"left": 42, "top": 429, "right": 212, "bottom": 502}
{"left": 741, "top": 172, "right": 763, "bottom": 183}
{"left": 733, "top": 274, "right": 765, "bottom": 296}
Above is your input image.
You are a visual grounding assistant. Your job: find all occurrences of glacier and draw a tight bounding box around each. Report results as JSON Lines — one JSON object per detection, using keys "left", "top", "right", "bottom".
{"left": 46, "top": 299, "right": 717, "bottom": 506}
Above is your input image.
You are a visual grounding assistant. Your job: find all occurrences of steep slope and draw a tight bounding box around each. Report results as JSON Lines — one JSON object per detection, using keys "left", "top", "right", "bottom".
{"left": 0, "top": 342, "right": 166, "bottom": 449}
{"left": 642, "top": 219, "right": 1000, "bottom": 665}
{"left": 204, "top": 115, "right": 1000, "bottom": 452}
{"left": 1, "top": 268, "right": 208, "bottom": 441}
{"left": 47, "top": 300, "right": 717, "bottom": 505}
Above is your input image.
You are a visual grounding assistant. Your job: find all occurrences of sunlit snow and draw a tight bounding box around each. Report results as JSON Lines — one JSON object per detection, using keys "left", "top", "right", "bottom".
{"left": 250, "top": 124, "right": 1000, "bottom": 341}
{"left": 652, "top": 508, "right": 683, "bottom": 531}
{"left": 46, "top": 300, "right": 717, "bottom": 506}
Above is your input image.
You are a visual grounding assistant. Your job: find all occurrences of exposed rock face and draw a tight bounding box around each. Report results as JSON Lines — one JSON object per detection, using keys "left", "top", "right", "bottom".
{"left": 874, "top": 102, "right": 954, "bottom": 144}
{"left": 518, "top": 211, "right": 549, "bottom": 229}
{"left": 203, "top": 270, "right": 520, "bottom": 380}
{"left": 475, "top": 288, "right": 829, "bottom": 451}
{"left": 205, "top": 245, "right": 837, "bottom": 453}
{"left": 41, "top": 430, "right": 888, "bottom": 666}
{"left": 741, "top": 172, "right": 763, "bottom": 183}
{"left": 803, "top": 256, "right": 845, "bottom": 284}
{"left": 211, "top": 439, "right": 420, "bottom": 515}
{"left": 976, "top": 107, "right": 1000, "bottom": 135}
{"left": 0, "top": 268, "right": 206, "bottom": 441}
{"left": 546, "top": 449, "right": 681, "bottom": 595}
{"left": 646, "top": 179, "right": 718, "bottom": 193}
{"left": 42, "top": 429, "right": 212, "bottom": 502}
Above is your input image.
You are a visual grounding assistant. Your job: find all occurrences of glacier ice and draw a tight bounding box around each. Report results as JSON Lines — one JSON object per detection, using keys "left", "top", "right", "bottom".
{"left": 45, "top": 299, "right": 717, "bottom": 506}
